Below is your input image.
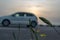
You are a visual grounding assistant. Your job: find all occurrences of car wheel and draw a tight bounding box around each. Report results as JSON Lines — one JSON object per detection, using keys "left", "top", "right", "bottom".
{"left": 2, "top": 19, "right": 10, "bottom": 26}
{"left": 30, "top": 21, "right": 37, "bottom": 28}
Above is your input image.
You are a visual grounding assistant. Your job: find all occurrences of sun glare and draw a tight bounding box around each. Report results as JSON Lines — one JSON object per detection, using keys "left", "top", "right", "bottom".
{"left": 27, "top": 6, "right": 46, "bottom": 17}
{"left": 28, "top": 7, "right": 39, "bottom": 16}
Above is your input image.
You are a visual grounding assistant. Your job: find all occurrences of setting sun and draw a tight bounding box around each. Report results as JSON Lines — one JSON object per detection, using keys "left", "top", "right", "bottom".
{"left": 28, "top": 7, "right": 39, "bottom": 16}
{"left": 26, "top": 6, "right": 46, "bottom": 17}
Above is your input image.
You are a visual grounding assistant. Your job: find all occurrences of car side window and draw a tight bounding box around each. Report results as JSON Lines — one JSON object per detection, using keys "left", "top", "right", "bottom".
{"left": 12, "top": 13, "right": 25, "bottom": 17}
{"left": 19, "top": 13, "right": 24, "bottom": 16}
{"left": 26, "top": 13, "right": 34, "bottom": 16}
{"left": 12, "top": 13, "right": 19, "bottom": 17}
{"left": 15, "top": 13, "right": 20, "bottom": 17}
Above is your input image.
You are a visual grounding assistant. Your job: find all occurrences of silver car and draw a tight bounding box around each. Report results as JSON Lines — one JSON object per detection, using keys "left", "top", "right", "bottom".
{"left": 0, "top": 12, "right": 38, "bottom": 27}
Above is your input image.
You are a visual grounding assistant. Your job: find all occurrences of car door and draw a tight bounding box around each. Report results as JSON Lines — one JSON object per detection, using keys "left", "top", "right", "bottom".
{"left": 11, "top": 12, "right": 29, "bottom": 24}
{"left": 23, "top": 13, "right": 29, "bottom": 25}
{"left": 12, "top": 13, "right": 25, "bottom": 24}
{"left": 11, "top": 13, "right": 21, "bottom": 24}
{"left": 19, "top": 13, "right": 29, "bottom": 25}
{"left": 18, "top": 13, "right": 25, "bottom": 24}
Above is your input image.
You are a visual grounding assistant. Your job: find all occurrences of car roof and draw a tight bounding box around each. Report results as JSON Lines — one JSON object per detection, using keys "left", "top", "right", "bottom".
{"left": 15, "top": 12, "right": 35, "bottom": 15}
{"left": 15, "top": 12, "right": 34, "bottom": 14}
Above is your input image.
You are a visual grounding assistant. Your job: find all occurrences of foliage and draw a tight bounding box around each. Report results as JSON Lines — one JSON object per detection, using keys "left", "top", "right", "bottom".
{"left": 39, "top": 17, "right": 53, "bottom": 26}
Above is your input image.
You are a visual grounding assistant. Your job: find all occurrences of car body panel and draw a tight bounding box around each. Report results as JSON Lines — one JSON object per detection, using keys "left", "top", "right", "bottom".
{"left": 0, "top": 12, "right": 38, "bottom": 25}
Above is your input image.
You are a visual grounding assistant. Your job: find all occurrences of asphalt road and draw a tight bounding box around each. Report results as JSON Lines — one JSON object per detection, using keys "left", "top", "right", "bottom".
{"left": 0, "top": 25, "right": 60, "bottom": 40}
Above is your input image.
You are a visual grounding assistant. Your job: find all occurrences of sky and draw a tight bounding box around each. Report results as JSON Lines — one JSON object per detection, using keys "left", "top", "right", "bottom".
{"left": 0, "top": 0, "right": 60, "bottom": 25}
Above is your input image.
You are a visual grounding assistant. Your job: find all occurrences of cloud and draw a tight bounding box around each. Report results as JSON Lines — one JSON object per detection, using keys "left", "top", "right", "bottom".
{"left": 0, "top": 0, "right": 60, "bottom": 25}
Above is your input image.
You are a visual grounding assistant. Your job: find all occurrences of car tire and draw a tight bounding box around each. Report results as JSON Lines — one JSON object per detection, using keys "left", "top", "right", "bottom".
{"left": 29, "top": 21, "right": 37, "bottom": 28}
{"left": 2, "top": 19, "right": 10, "bottom": 26}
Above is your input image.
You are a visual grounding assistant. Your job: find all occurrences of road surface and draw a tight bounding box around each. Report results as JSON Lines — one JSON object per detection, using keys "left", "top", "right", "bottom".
{"left": 0, "top": 25, "right": 60, "bottom": 40}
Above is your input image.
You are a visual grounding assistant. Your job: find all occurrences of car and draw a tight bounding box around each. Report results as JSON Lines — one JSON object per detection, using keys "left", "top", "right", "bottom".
{"left": 0, "top": 12, "right": 38, "bottom": 27}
